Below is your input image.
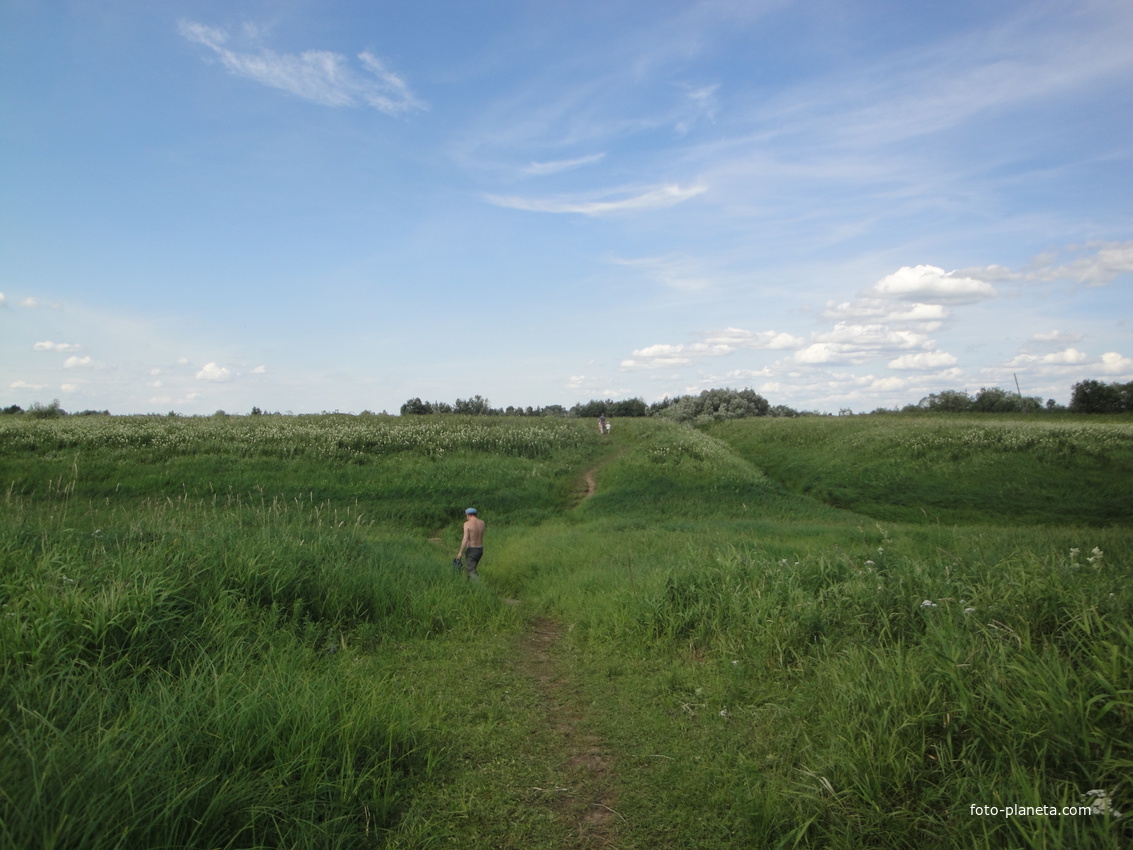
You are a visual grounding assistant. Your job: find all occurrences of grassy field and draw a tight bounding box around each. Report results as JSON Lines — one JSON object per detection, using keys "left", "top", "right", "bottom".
{"left": 1, "top": 413, "right": 1130, "bottom": 849}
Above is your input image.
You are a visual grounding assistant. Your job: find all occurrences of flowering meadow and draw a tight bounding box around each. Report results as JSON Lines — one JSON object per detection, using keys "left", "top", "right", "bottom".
{"left": 1, "top": 413, "right": 1130, "bottom": 848}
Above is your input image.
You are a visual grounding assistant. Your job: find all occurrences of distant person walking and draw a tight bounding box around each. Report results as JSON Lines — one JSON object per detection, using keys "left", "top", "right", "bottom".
{"left": 456, "top": 508, "right": 485, "bottom": 581}
{"left": 598, "top": 413, "right": 608, "bottom": 435}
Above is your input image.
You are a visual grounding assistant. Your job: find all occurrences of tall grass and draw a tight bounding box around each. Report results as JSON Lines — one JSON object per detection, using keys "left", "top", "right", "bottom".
{"left": 705, "top": 414, "right": 1133, "bottom": 525}
{"left": 2, "top": 413, "right": 1130, "bottom": 848}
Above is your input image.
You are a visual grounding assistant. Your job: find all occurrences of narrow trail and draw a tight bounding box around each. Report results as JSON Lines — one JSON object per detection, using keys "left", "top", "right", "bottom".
{"left": 512, "top": 618, "right": 622, "bottom": 848}
{"left": 507, "top": 447, "right": 628, "bottom": 845}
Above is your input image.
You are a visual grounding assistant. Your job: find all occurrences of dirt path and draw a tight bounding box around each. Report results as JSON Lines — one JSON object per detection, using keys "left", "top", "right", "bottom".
{"left": 513, "top": 618, "right": 622, "bottom": 847}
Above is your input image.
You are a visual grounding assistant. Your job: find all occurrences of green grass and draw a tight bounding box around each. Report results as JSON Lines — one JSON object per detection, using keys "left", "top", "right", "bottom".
{"left": 704, "top": 414, "right": 1133, "bottom": 525}
{"left": 1, "top": 413, "right": 1130, "bottom": 848}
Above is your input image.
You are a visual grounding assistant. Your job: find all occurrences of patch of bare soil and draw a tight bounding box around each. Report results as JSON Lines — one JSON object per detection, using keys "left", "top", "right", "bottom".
{"left": 514, "top": 618, "right": 623, "bottom": 848}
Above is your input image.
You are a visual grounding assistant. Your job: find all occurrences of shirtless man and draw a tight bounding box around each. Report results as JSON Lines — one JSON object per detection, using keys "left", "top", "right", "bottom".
{"left": 456, "top": 508, "right": 485, "bottom": 580}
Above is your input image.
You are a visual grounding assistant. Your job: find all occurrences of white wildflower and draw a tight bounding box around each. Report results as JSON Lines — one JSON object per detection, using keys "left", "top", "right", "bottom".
{"left": 964, "top": 607, "right": 976, "bottom": 615}
{"left": 920, "top": 600, "right": 938, "bottom": 608}
{"left": 1087, "top": 547, "right": 1104, "bottom": 567}
{"left": 865, "top": 560, "right": 875, "bottom": 566}
{"left": 1084, "top": 789, "right": 1123, "bottom": 818}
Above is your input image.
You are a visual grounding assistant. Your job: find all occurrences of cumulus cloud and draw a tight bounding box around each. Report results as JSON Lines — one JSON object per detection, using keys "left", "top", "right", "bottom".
{"left": 179, "top": 19, "right": 425, "bottom": 115}
{"left": 195, "top": 362, "right": 232, "bottom": 382}
{"left": 888, "top": 351, "right": 958, "bottom": 370}
{"left": 33, "top": 341, "right": 81, "bottom": 352}
{"left": 63, "top": 356, "right": 93, "bottom": 368}
{"left": 704, "top": 327, "right": 806, "bottom": 350}
{"left": 620, "top": 326, "right": 806, "bottom": 371}
{"left": 10, "top": 380, "right": 47, "bottom": 390}
{"left": 792, "top": 323, "right": 935, "bottom": 366}
{"left": 486, "top": 183, "right": 707, "bottom": 216}
{"left": 251, "top": 365, "right": 267, "bottom": 374}
{"left": 871, "top": 265, "right": 997, "bottom": 303}
{"left": 1005, "top": 348, "right": 1090, "bottom": 368}
{"left": 0, "top": 292, "right": 5, "bottom": 307}
{"left": 823, "top": 298, "right": 948, "bottom": 328}
{"left": 1099, "top": 351, "right": 1133, "bottom": 374}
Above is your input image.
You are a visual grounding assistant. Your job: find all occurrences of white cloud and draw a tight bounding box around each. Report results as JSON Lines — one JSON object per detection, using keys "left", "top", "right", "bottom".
{"left": 0, "top": 292, "right": 5, "bottom": 307}
{"left": 888, "top": 351, "right": 958, "bottom": 370}
{"left": 251, "top": 365, "right": 267, "bottom": 374}
{"left": 486, "top": 183, "right": 707, "bottom": 216}
{"left": 60, "top": 384, "right": 78, "bottom": 392}
{"left": 704, "top": 327, "right": 805, "bottom": 350}
{"left": 179, "top": 20, "right": 425, "bottom": 115}
{"left": 871, "top": 265, "right": 997, "bottom": 303}
{"left": 961, "top": 242, "right": 1133, "bottom": 289}
{"left": 1037, "top": 241, "right": 1133, "bottom": 287}
{"left": 196, "top": 362, "right": 232, "bottom": 382}
{"left": 1005, "top": 348, "right": 1089, "bottom": 368}
{"left": 10, "top": 380, "right": 47, "bottom": 390}
{"left": 20, "top": 297, "right": 38, "bottom": 308}
{"left": 63, "top": 356, "right": 93, "bottom": 369}
{"left": 1099, "top": 352, "right": 1133, "bottom": 375}
{"left": 1032, "top": 329, "right": 1083, "bottom": 344}
{"left": 33, "top": 341, "right": 81, "bottom": 352}
{"left": 523, "top": 153, "right": 606, "bottom": 176}
{"left": 823, "top": 298, "right": 948, "bottom": 327}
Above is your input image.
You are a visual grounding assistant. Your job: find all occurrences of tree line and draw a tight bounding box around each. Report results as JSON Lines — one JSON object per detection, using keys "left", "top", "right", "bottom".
{"left": 5, "top": 379, "right": 1130, "bottom": 421}
{"left": 400, "top": 389, "right": 806, "bottom": 422}
{"left": 908, "top": 380, "right": 1133, "bottom": 415}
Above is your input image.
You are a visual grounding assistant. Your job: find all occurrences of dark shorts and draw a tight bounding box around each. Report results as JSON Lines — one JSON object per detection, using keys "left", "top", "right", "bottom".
{"left": 464, "top": 547, "right": 484, "bottom": 571}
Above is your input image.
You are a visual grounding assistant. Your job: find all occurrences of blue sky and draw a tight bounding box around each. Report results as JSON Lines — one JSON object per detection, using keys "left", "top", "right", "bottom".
{"left": 2, "top": 0, "right": 1131, "bottom": 415}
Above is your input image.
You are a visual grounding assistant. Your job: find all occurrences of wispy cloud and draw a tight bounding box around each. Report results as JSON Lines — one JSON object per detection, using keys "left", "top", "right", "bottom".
{"left": 33, "top": 341, "right": 81, "bottom": 352}
{"left": 179, "top": 20, "right": 425, "bottom": 114}
{"left": 621, "top": 327, "right": 805, "bottom": 370}
{"left": 486, "top": 182, "right": 706, "bottom": 215}
{"left": 523, "top": 153, "right": 606, "bottom": 176}
{"left": 961, "top": 241, "right": 1133, "bottom": 288}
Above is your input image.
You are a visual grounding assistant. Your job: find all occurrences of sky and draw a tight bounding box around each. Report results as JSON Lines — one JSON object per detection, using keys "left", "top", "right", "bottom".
{"left": 2, "top": 0, "right": 1132, "bottom": 415}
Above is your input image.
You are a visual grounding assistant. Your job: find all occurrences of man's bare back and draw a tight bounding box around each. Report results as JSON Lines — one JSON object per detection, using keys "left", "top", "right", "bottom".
{"left": 461, "top": 515, "right": 485, "bottom": 548}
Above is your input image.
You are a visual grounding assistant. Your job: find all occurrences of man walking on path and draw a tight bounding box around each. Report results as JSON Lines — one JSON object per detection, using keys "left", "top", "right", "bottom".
{"left": 456, "top": 508, "right": 485, "bottom": 581}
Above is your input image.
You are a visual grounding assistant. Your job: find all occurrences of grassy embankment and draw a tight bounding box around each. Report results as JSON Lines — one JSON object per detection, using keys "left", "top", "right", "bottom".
{"left": 1, "top": 413, "right": 1130, "bottom": 848}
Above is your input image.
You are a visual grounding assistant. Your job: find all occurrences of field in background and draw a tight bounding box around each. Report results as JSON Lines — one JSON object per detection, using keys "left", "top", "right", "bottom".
{"left": 2, "top": 413, "right": 1130, "bottom": 848}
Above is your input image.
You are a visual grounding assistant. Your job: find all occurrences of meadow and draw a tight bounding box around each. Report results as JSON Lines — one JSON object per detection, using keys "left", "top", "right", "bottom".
{"left": 1, "top": 412, "right": 1130, "bottom": 849}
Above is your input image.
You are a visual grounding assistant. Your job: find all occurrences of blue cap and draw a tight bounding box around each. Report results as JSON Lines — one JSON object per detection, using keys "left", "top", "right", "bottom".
{"left": 465, "top": 507, "right": 477, "bottom": 514}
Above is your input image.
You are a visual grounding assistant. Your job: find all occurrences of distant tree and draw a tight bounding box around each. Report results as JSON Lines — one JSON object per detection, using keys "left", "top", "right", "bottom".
{"left": 400, "top": 398, "right": 432, "bottom": 415}
{"left": 1070, "top": 379, "right": 1127, "bottom": 413}
{"left": 769, "top": 404, "right": 800, "bottom": 417}
{"left": 453, "top": 395, "right": 493, "bottom": 415}
{"left": 972, "top": 386, "right": 1043, "bottom": 413}
{"left": 2, "top": 404, "right": 24, "bottom": 415}
{"left": 653, "top": 388, "right": 770, "bottom": 424}
{"left": 918, "top": 390, "right": 972, "bottom": 412}
{"left": 608, "top": 397, "right": 648, "bottom": 417}
{"left": 27, "top": 399, "right": 65, "bottom": 419}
